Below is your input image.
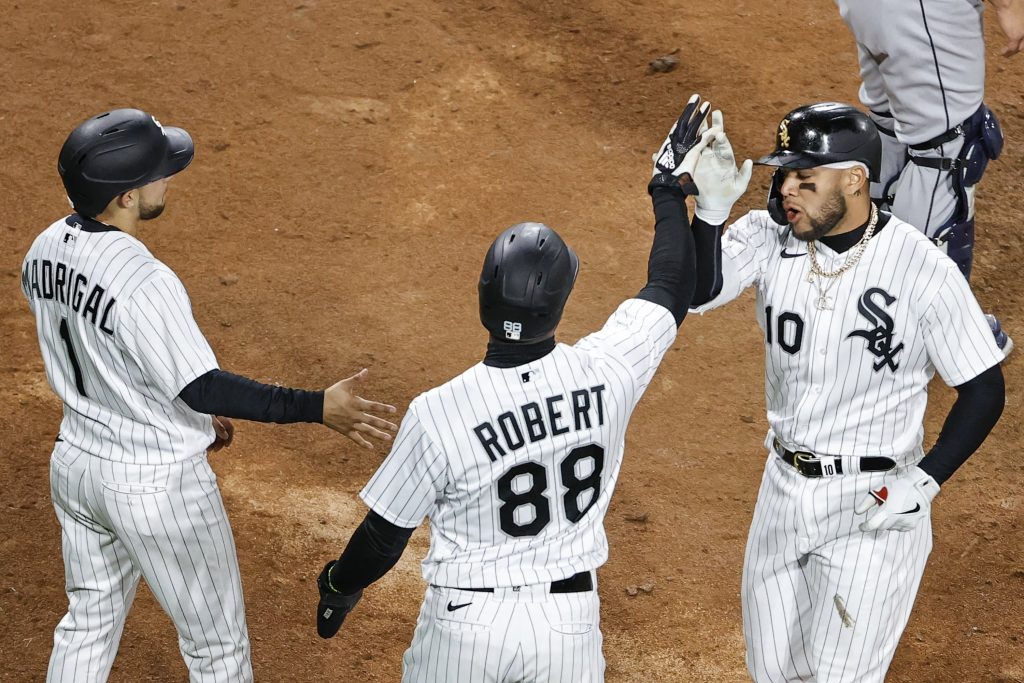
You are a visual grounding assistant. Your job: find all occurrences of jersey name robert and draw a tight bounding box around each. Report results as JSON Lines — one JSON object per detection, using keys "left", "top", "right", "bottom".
{"left": 472, "top": 384, "right": 606, "bottom": 462}
{"left": 22, "top": 257, "right": 116, "bottom": 334}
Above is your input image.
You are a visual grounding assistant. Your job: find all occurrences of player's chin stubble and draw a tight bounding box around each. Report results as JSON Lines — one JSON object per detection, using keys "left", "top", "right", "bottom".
{"left": 139, "top": 199, "right": 166, "bottom": 221}
{"left": 793, "top": 189, "right": 846, "bottom": 242}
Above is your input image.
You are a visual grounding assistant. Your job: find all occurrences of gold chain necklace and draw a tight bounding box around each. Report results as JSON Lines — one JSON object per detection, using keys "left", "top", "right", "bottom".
{"left": 805, "top": 204, "right": 878, "bottom": 310}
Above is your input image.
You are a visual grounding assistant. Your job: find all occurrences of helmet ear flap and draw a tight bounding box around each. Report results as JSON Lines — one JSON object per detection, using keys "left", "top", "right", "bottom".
{"left": 766, "top": 169, "right": 788, "bottom": 226}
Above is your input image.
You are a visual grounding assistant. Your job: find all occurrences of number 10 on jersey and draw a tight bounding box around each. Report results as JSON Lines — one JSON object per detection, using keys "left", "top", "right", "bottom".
{"left": 496, "top": 444, "right": 605, "bottom": 537}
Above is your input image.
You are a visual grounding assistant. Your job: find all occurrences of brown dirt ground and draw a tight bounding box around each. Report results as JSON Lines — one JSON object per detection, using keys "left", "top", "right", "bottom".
{"left": 1, "top": 1, "right": 1022, "bottom": 681}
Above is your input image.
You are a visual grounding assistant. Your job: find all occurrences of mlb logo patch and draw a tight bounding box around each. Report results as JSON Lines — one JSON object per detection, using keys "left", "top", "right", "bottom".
{"left": 62, "top": 233, "right": 76, "bottom": 247}
{"left": 503, "top": 320, "right": 522, "bottom": 341}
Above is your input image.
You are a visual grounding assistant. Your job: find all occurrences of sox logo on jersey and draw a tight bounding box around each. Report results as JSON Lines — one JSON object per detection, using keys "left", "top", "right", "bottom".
{"left": 23, "top": 214, "right": 251, "bottom": 682}
{"left": 847, "top": 287, "right": 904, "bottom": 371}
{"left": 693, "top": 209, "right": 1003, "bottom": 682}
{"left": 359, "top": 298, "right": 677, "bottom": 682}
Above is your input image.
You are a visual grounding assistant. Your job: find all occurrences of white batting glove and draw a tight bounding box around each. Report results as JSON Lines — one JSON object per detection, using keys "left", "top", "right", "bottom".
{"left": 855, "top": 466, "right": 940, "bottom": 533}
{"left": 693, "top": 110, "right": 753, "bottom": 225}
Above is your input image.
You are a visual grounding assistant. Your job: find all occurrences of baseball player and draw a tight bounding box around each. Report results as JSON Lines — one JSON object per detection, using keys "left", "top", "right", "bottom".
{"left": 22, "top": 108, "right": 398, "bottom": 682}
{"left": 684, "top": 103, "right": 1006, "bottom": 682}
{"left": 311, "top": 96, "right": 721, "bottom": 682}
{"left": 834, "top": 0, "right": 1024, "bottom": 355}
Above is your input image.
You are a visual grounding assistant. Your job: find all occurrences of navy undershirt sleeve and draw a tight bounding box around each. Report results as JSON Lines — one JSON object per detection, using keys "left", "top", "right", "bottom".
{"left": 329, "top": 510, "right": 416, "bottom": 595}
{"left": 178, "top": 369, "right": 324, "bottom": 423}
{"left": 918, "top": 363, "right": 1005, "bottom": 484}
{"left": 690, "top": 215, "right": 724, "bottom": 307}
{"left": 636, "top": 186, "right": 697, "bottom": 326}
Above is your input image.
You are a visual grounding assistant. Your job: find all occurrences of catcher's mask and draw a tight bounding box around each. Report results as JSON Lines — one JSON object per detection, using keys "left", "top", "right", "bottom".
{"left": 59, "top": 108, "right": 194, "bottom": 218}
{"left": 757, "top": 102, "right": 881, "bottom": 225}
{"left": 479, "top": 222, "right": 579, "bottom": 343}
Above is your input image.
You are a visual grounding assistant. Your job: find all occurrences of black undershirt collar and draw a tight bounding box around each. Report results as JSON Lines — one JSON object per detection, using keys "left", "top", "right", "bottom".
{"left": 817, "top": 210, "right": 891, "bottom": 254}
{"left": 66, "top": 213, "right": 121, "bottom": 233}
{"left": 484, "top": 336, "right": 556, "bottom": 368}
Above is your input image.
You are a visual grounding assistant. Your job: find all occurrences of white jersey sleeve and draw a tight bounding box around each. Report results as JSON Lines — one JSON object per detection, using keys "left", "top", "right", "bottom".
{"left": 574, "top": 298, "right": 677, "bottom": 396}
{"left": 919, "top": 263, "right": 1004, "bottom": 387}
{"left": 117, "top": 273, "right": 219, "bottom": 402}
{"left": 360, "top": 403, "right": 449, "bottom": 528}
{"left": 691, "top": 210, "right": 778, "bottom": 313}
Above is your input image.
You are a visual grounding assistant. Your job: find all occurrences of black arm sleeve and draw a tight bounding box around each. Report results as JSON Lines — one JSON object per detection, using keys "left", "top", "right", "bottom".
{"left": 689, "top": 215, "right": 725, "bottom": 307}
{"left": 635, "top": 186, "right": 697, "bottom": 326}
{"left": 178, "top": 369, "right": 324, "bottom": 423}
{"left": 329, "top": 510, "right": 416, "bottom": 594}
{"left": 917, "top": 363, "right": 1005, "bottom": 485}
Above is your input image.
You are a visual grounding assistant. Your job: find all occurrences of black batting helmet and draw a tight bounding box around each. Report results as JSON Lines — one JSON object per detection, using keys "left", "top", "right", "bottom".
{"left": 757, "top": 103, "right": 881, "bottom": 225}
{"left": 479, "top": 222, "right": 579, "bottom": 343}
{"left": 58, "top": 108, "right": 194, "bottom": 217}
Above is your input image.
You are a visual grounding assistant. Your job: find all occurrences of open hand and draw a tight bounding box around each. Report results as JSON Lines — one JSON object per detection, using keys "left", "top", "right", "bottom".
{"left": 693, "top": 110, "right": 753, "bottom": 225}
{"left": 650, "top": 93, "right": 722, "bottom": 194}
{"left": 323, "top": 369, "right": 398, "bottom": 448}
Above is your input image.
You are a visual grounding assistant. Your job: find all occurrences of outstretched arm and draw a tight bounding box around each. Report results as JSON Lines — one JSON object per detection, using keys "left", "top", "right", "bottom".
{"left": 179, "top": 367, "right": 397, "bottom": 448}
{"left": 689, "top": 110, "right": 754, "bottom": 308}
{"left": 637, "top": 94, "right": 721, "bottom": 325}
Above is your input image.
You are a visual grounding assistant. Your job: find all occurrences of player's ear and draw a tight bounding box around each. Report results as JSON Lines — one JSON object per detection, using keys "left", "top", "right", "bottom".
{"left": 846, "top": 166, "right": 868, "bottom": 196}
{"left": 117, "top": 189, "right": 136, "bottom": 209}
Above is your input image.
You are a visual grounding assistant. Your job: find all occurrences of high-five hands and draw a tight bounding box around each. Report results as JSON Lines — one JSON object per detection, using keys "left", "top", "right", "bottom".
{"left": 322, "top": 369, "right": 398, "bottom": 448}
{"left": 692, "top": 110, "right": 754, "bottom": 225}
{"left": 650, "top": 94, "right": 722, "bottom": 195}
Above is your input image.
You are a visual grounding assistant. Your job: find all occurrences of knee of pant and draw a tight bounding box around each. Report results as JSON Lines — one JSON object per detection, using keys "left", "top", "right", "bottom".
{"left": 746, "top": 651, "right": 803, "bottom": 683}
{"left": 176, "top": 632, "right": 251, "bottom": 673}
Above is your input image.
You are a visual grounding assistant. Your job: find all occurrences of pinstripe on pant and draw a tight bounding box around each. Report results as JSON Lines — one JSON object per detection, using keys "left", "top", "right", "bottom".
{"left": 47, "top": 443, "right": 252, "bottom": 682}
{"left": 742, "top": 456, "right": 932, "bottom": 683}
{"left": 402, "top": 584, "right": 604, "bottom": 682}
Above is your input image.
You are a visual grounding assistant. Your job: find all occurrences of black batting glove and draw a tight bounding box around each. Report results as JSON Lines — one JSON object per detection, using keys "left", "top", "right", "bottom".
{"left": 316, "top": 561, "right": 363, "bottom": 639}
{"left": 649, "top": 93, "right": 717, "bottom": 196}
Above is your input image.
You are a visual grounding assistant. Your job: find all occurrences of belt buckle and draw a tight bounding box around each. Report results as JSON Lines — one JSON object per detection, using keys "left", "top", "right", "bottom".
{"left": 794, "top": 452, "right": 840, "bottom": 477}
{"left": 793, "top": 451, "right": 817, "bottom": 476}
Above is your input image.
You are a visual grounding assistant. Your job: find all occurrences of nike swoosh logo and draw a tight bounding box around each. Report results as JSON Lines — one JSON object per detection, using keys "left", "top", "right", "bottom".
{"left": 897, "top": 504, "right": 921, "bottom": 515}
{"left": 780, "top": 249, "right": 806, "bottom": 258}
{"left": 446, "top": 601, "right": 472, "bottom": 612}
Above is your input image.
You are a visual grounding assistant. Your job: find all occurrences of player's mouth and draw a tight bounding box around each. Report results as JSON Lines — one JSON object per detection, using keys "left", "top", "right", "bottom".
{"left": 784, "top": 205, "right": 803, "bottom": 223}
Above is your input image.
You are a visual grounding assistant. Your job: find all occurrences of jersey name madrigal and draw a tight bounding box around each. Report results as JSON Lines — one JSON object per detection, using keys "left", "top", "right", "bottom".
{"left": 21, "top": 215, "right": 218, "bottom": 464}
{"left": 361, "top": 298, "right": 676, "bottom": 588}
{"left": 692, "top": 210, "right": 1004, "bottom": 461}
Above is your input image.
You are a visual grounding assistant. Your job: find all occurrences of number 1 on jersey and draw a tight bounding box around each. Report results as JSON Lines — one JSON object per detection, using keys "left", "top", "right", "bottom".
{"left": 59, "top": 318, "right": 88, "bottom": 397}
{"left": 496, "top": 444, "right": 605, "bottom": 537}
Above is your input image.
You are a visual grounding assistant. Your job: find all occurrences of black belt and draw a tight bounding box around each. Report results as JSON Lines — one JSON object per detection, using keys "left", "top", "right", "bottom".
{"left": 774, "top": 439, "right": 895, "bottom": 477}
{"left": 439, "top": 571, "right": 594, "bottom": 594}
{"left": 909, "top": 124, "right": 963, "bottom": 151}
{"left": 909, "top": 156, "right": 960, "bottom": 172}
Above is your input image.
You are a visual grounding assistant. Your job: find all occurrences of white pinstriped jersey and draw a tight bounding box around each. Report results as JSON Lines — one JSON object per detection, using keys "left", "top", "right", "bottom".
{"left": 693, "top": 210, "right": 1003, "bottom": 462}
{"left": 361, "top": 298, "right": 677, "bottom": 588}
{"left": 22, "top": 215, "right": 218, "bottom": 464}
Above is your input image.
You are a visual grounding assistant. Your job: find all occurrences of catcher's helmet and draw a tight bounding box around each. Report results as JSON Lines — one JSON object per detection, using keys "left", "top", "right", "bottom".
{"left": 58, "top": 108, "right": 194, "bottom": 217}
{"left": 757, "top": 102, "right": 881, "bottom": 225}
{"left": 479, "top": 222, "right": 579, "bottom": 343}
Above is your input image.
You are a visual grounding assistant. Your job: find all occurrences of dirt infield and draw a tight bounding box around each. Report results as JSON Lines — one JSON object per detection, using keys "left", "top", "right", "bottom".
{"left": 1, "top": 1, "right": 1022, "bottom": 681}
